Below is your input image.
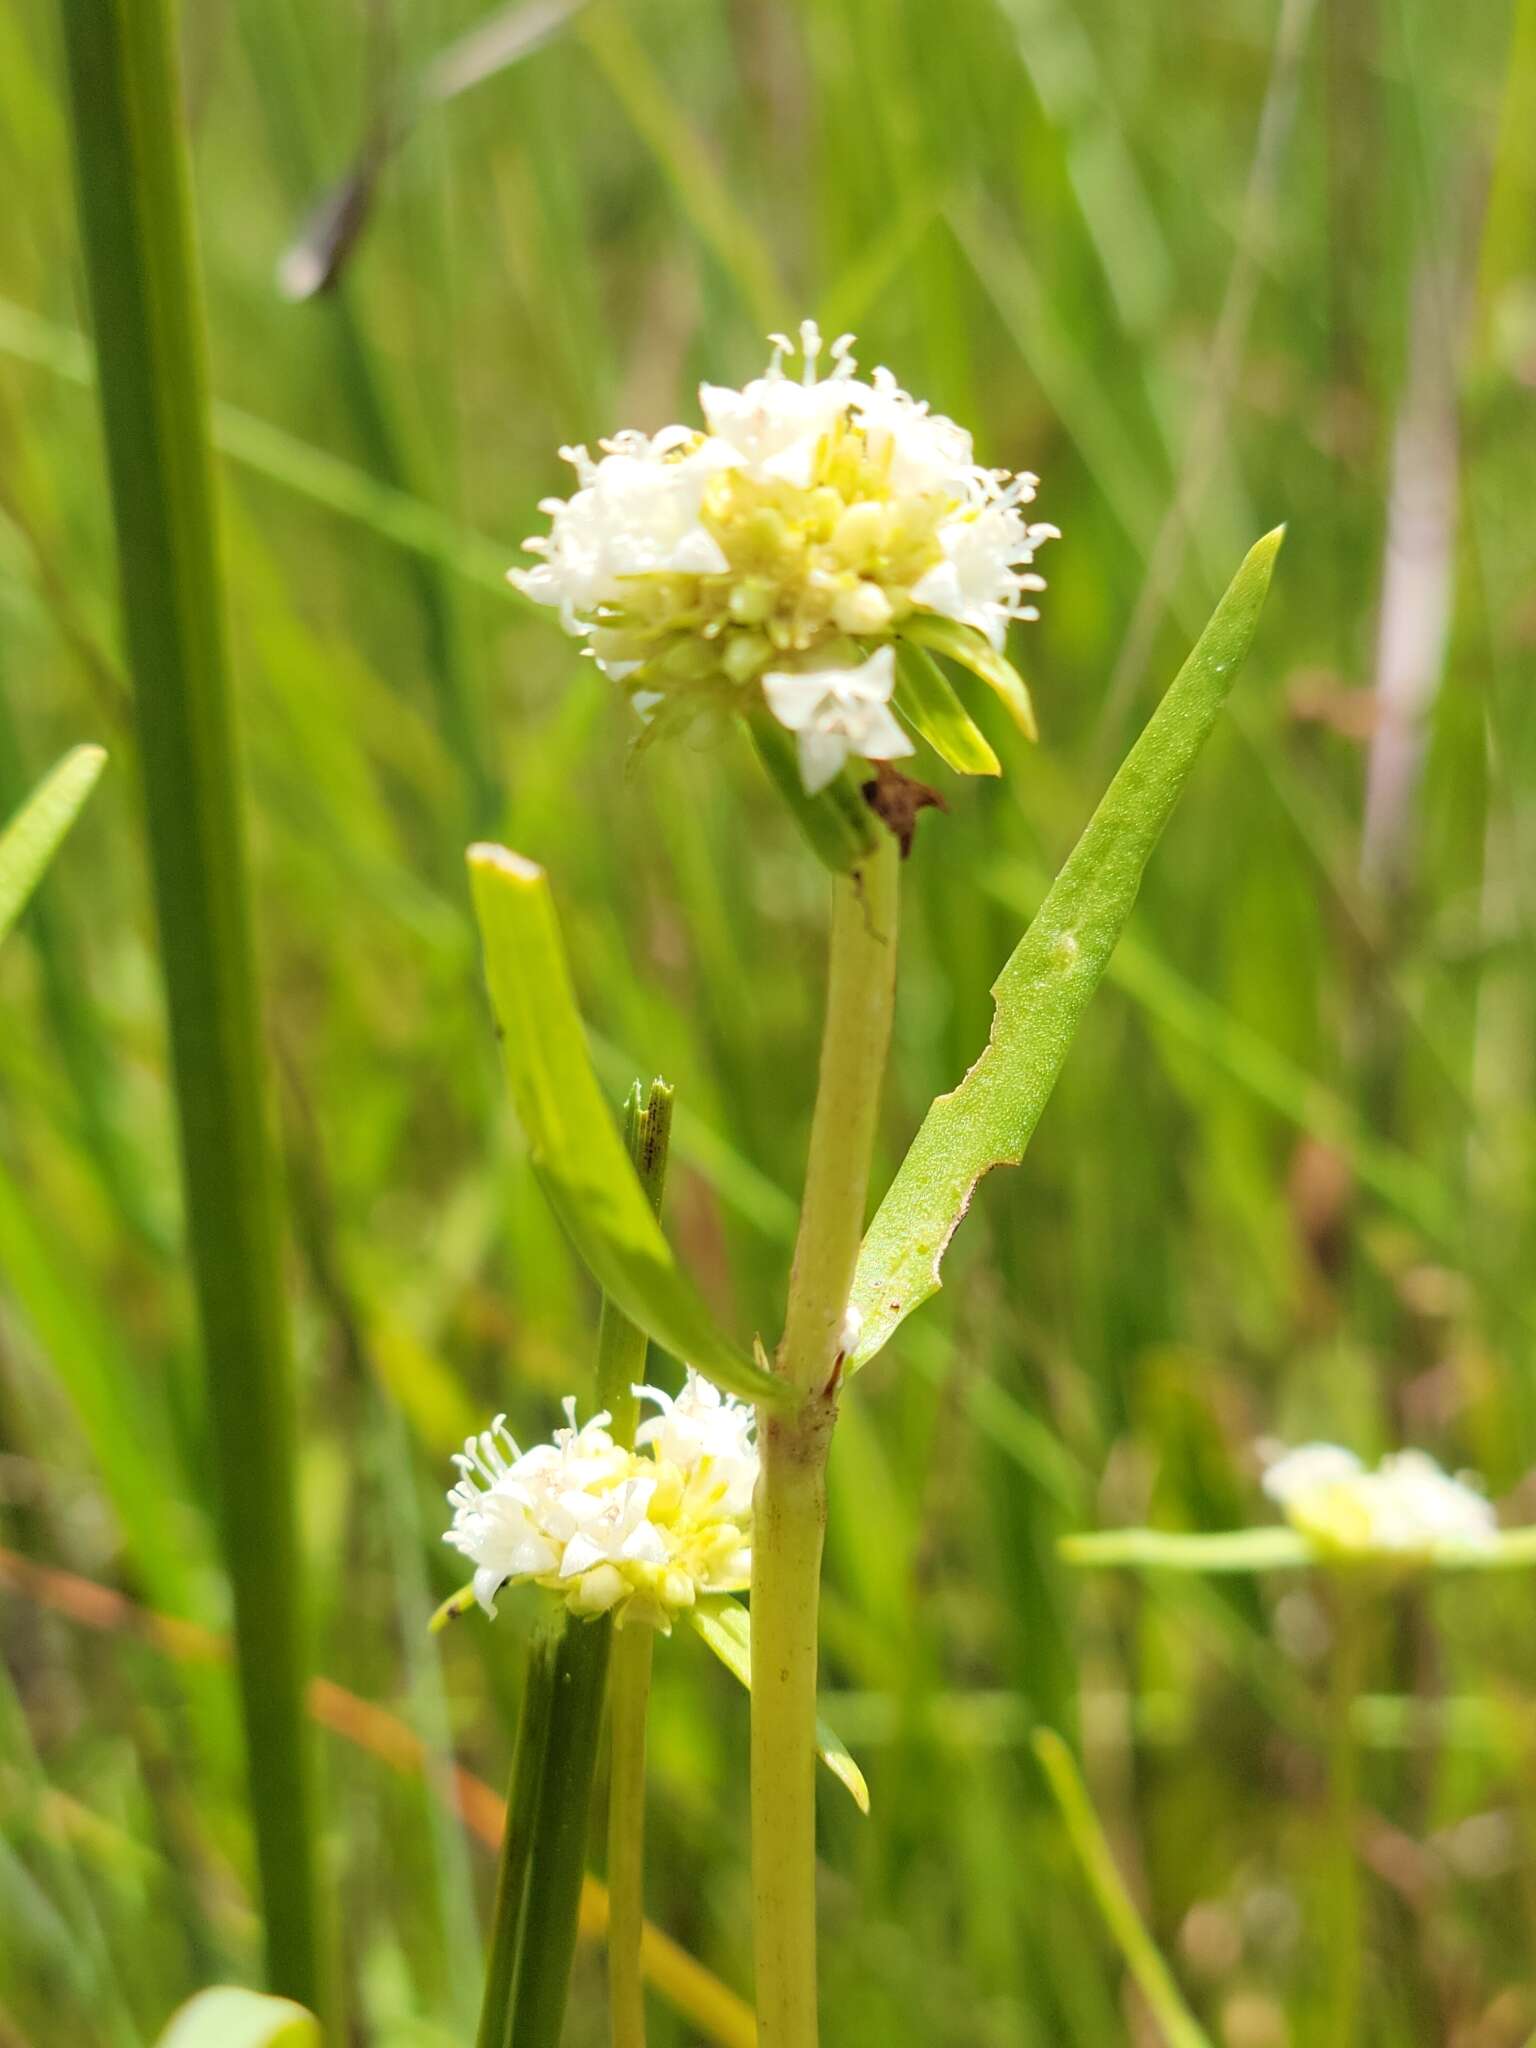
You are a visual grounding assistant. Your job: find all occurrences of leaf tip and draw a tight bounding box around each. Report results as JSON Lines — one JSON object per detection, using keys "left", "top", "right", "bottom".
{"left": 466, "top": 841, "right": 544, "bottom": 885}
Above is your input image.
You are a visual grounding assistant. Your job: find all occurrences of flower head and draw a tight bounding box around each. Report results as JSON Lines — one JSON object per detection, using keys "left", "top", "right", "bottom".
{"left": 513, "top": 320, "right": 1056, "bottom": 790}
{"left": 1262, "top": 1443, "right": 1496, "bottom": 1563}
{"left": 444, "top": 1372, "right": 758, "bottom": 1630}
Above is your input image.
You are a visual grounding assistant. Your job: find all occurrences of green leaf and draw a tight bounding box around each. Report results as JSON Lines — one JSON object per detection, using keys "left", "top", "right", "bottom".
{"left": 0, "top": 745, "right": 105, "bottom": 948}
{"left": 689, "top": 1596, "right": 870, "bottom": 1814}
{"left": 891, "top": 644, "right": 1001, "bottom": 776}
{"left": 849, "top": 530, "right": 1283, "bottom": 1372}
{"left": 156, "top": 1988, "right": 318, "bottom": 2048}
{"left": 899, "top": 613, "right": 1038, "bottom": 741}
{"left": 57, "top": 0, "right": 322, "bottom": 2008}
{"left": 467, "top": 845, "right": 788, "bottom": 1407}
{"left": 745, "top": 705, "right": 879, "bottom": 874}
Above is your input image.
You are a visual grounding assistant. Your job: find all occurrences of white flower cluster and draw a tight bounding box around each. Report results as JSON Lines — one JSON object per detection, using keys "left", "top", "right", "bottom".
{"left": 1262, "top": 1443, "right": 1496, "bottom": 1562}
{"left": 444, "top": 1372, "right": 757, "bottom": 1631}
{"left": 513, "top": 320, "right": 1057, "bottom": 793}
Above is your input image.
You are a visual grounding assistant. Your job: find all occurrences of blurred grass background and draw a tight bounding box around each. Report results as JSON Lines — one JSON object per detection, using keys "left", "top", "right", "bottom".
{"left": 2, "top": 0, "right": 1534, "bottom": 2042}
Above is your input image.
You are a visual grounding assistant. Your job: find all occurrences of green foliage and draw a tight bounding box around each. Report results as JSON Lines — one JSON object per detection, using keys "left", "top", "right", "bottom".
{"left": 5, "top": 3, "right": 1535, "bottom": 2043}
{"left": 53, "top": 0, "right": 321, "bottom": 2012}
{"left": 467, "top": 843, "right": 784, "bottom": 1404}
{"left": 0, "top": 744, "right": 104, "bottom": 947}
{"left": 851, "top": 530, "right": 1282, "bottom": 1372}
{"left": 898, "top": 613, "right": 1039, "bottom": 742}
{"left": 892, "top": 645, "right": 1001, "bottom": 778}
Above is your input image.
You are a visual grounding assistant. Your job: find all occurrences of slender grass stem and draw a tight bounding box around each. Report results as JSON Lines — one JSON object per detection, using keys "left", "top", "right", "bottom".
{"left": 599, "top": 1080, "right": 672, "bottom": 2048}
{"left": 55, "top": 0, "right": 321, "bottom": 2011}
{"left": 476, "top": 1620, "right": 559, "bottom": 2048}
{"left": 607, "top": 1621, "right": 655, "bottom": 2048}
{"left": 1324, "top": 1584, "right": 1367, "bottom": 2048}
{"left": 751, "top": 830, "right": 899, "bottom": 2048}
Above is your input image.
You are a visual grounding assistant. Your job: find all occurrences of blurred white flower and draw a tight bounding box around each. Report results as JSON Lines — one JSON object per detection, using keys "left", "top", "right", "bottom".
{"left": 512, "top": 319, "right": 1056, "bottom": 789}
{"left": 1262, "top": 1442, "right": 1496, "bottom": 1561}
{"left": 445, "top": 1375, "right": 758, "bottom": 1630}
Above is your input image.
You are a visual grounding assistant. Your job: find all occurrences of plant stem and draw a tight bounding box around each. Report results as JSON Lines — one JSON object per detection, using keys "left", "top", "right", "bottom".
{"left": 1324, "top": 1583, "right": 1366, "bottom": 2048}
{"left": 509, "top": 1612, "right": 614, "bottom": 2047}
{"left": 600, "top": 1080, "right": 672, "bottom": 2048}
{"left": 597, "top": 1080, "right": 676, "bottom": 1440}
{"left": 751, "top": 830, "right": 900, "bottom": 2048}
{"left": 607, "top": 1621, "right": 655, "bottom": 2048}
{"left": 476, "top": 1618, "right": 559, "bottom": 2048}
{"left": 55, "top": 0, "right": 322, "bottom": 2012}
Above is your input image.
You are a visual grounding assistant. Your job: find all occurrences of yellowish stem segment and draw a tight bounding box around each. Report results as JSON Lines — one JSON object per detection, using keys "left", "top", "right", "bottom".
{"left": 608, "top": 1622, "right": 655, "bottom": 2048}
{"left": 751, "top": 831, "right": 899, "bottom": 2048}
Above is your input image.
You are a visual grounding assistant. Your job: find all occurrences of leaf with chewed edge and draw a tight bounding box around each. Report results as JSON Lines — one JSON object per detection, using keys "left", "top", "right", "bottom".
{"left": 469, "top": 846, "right": 787, "bottom": 1407}
{"left": 689, "top": 1596, "right": 869, "bottom": 1814}
{"left": 847, "top": 531, "right": 1283, "bottom": 1374}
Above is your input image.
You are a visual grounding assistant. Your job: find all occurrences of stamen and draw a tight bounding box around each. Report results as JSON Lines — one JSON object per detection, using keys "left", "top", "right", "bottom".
{"left": 798, "top": 317, "right": 823, "bottom": 385}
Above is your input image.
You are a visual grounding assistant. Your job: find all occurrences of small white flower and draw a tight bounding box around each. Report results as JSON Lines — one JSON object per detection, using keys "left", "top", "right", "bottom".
{"left": 1262, "top": 1442, "right": 1496, "bottom": 1562}
{"left": 634, "top": 1368, "right": 759, "bottom": 1520}
{"left": 511, "top": 319, "right": 1055, "bottom": 789}
{"left": 760, "top": 646, "right": 913, "bottom": 795}
{"left": 445, "top": 1375, "right": 759, "bottom": 1630}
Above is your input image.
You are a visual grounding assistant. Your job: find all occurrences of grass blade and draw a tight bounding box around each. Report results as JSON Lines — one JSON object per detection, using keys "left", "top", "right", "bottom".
{"left": 55, "top": 0, "right": 322, "bottom": 2008}
{"left": 849, "top": 530, "right": 1283, "bottom": 1372}
{"left": 467, "top": 844, "right": 786, "bottom": 1405}
{"left": 1032, "top": 1729, "right": 1214, "bottom": 2048}
{"left": 0, "top": 743, "right": 104, "bottom": 947}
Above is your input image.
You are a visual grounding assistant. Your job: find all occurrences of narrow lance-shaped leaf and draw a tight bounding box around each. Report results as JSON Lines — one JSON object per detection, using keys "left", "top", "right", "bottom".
{"left": 155, "top": 1988, "right": 318, "bottom": 2048}
{"left": 849, "top": 530, "right": 1283, "bottom": 1372}
{"left": 467, "top": 845, "right": 787, "bottom": 1406}
{"left": 899, "top": 612, "right": 1038, "bottom": 741}
{"left": 891, "top": 644, "right": 1000, "bottom": 777}
{"left": 0, "top": 745, "right": 105, "bottom": 947}
{"left": 689, "top": 1596, "right": 870, "bottom": 1814}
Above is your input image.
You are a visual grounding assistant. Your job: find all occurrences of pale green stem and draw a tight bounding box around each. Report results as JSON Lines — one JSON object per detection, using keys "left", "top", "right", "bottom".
{"left": 608, "top": 1621, "right": 655, "bottom": 2048}
{"left": 751, "top": 831, "right": 900, "bottom": 2048}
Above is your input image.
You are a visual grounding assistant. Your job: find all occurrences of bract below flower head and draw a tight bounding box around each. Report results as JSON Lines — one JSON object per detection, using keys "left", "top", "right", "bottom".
{"left": 1262, "top": 1442, "right": 1497, "bottom": 1563}
{"left": 512, "top": 319, "right": 1057, "bottom": 792}
{"left": 444, "top": 1373, "right": 758, "bottom": 1631}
